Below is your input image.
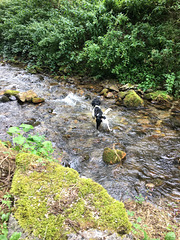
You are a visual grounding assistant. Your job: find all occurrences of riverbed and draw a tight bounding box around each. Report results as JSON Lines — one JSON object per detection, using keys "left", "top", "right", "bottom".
{"left": 0, "top": 63, "right": 179, "bottom": 211}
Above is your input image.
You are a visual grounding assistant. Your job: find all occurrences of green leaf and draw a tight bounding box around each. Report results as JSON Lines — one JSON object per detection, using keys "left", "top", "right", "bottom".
{"left": 19, "top": 124, "right": 34, "bottom": 132}
{"left": 7, "top": 127, "right": 20, "bottom": 135}
{"left": 0, "top": 235, "right": 8, "bottom": 240}
{"left": 42, "top": 141, "right": 53, "bottom": 152}
{"left": 9, "top": 232, "right": 22, "bottom": 240}
{"left": 1, "top": 213, "right": 10, "bottom": 222}
{"left": 127, "top": 210, "right": 134, "bottom": 216}
{"left": 2, "top": 200, "right": 11, "bottom": 209}
{"left": 3, "top": 194, "right": 11, "bottom": 199}
{"left": 13, "top": 136, "right": 26, "bottom": 145}
{"left": 27, "top": 135, "right": 44, "bottom": 143}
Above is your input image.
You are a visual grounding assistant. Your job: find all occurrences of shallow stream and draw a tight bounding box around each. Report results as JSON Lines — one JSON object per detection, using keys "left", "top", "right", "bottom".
{"left": 0, "top": 63, "right": 179, "bottom": 211}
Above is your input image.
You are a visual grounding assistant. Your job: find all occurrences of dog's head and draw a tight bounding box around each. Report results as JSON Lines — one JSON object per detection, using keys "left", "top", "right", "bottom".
{"left": 92, "top": 98, "right": 101, "bottom": 107}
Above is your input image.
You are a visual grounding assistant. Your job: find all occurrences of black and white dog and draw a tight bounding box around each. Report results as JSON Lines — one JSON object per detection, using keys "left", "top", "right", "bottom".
{"left": 91, "top": 98, "right": 112, "bottom": 131}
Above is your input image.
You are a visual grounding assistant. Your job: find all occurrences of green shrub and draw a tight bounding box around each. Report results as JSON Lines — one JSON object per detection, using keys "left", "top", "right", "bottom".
{"left": 0, "top": 0, "right": 179, "bottom": 96}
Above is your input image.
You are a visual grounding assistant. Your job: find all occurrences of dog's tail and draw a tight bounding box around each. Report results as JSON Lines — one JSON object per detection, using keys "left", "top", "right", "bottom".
{"left": 91, "top": 98, "right": 101, "bottom": 107}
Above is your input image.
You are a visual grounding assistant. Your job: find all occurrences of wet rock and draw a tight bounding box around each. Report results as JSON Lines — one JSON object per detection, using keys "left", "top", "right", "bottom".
{"left": 106, "top": 92, "right": 114, "bottom": 98}
{"left": 103, "top": 147, "right": 126, "bottom": 165}
{"left": 171, "top": 101, "right": 180, "bottom": 113}
{"left": 17, "top": 90, "right": 44, "bottom": 104}
{"left": 115, "top": 98, "right": 123, "bottom": 106}
{"left": 109, "top": 85, "right": 119, "bottom": 92}
{"left": 17, "top": 90, "right": 37, "bottom": 102}
{"left": 144, "top": 91, "right": 173, "bottom": 109}
{"left": 82, "top": 153, "right": 90, "bottom": 161}
{"left": 123, "top": 90, "right": 144, "bottom": 108}
{"left": 169, "top": 114, "right": 180, "bottom": 128}
{"left": 9, "top": 95, "right": 17, "bottom": 101}
{"left": 146, "top": 183, "right": 155, "bottom": 190}
{"left": 119, "top": 83, "right": 137, "bottom": 91}
{"left": 84, "top": 94, "right": 91, "bottom": 100}
{"left": 32, "top": 97, "right": 45, "bottom": 104}
{"left": 100, "top": 88, "right": 108, "bottom": 97}
{"left": 0, "top": 95, "right": 9, "bottom": 102}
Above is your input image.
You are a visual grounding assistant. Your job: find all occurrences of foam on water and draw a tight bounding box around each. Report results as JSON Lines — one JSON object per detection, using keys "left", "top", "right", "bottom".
{"left": 61, "top": 92, "right": 82, "bottom": 106}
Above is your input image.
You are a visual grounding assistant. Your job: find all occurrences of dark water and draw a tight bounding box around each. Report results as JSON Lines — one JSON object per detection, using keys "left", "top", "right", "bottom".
{"left": 0, "top": 63, "right": 179, "bottom": 209}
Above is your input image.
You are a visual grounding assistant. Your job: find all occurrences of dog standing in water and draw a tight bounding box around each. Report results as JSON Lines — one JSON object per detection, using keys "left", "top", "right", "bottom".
{"left": 91, "top": 98, "right": 112, "bottom": 131}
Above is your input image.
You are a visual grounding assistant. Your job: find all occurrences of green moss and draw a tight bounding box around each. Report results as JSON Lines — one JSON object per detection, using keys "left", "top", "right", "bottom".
{"left": 32, "top": 97, "right": 45, "bottom": 103}
{"left": 10, "top": 153, "right": 131, "bottom": 239}
{"left": 100, "top": 88, "right": 108, "bottom": 97}
{"left": 123, "top": 90, "right": 144, "bottom": 107}
{"left": 4, "top": 90, "right": 19, "bottom": 96}
{"left": 103, "top": 147, "right": 126, "bottom": 164}
{"left": 118, "top": 91, "right": 128, "bottom": 99}
{"left": 144, "top": 91, "right": 173, "bottom": 102}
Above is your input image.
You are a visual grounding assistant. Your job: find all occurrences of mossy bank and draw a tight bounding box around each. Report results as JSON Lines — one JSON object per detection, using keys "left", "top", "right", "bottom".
{"left": 10, "top": 153, "right": 131, "bottom": 239}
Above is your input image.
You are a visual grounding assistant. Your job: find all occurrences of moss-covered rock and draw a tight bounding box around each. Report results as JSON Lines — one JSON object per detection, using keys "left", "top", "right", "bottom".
{"left": 144, "top": 91, "right": 173, "bottom": 102}
{"left": 118, "top": 91, "right": 128, "bottom": 99}
{"left": 123, "top": 90, "right": 144, "bottom": 108}
{"left": 4, "top": 90, "right": 20, "bottom": 96}
{"left": 32, "top": 97, "right": 45, "bottom": 104}
{"left": 10, "top": 153, "right": 131, "bottom": 239}
{"left": 0, "top": 95, "right": 9, "bottom": 102}
{"left": 103, "top": 147, "right": 126, "bottom": 165}
{"left": 100, "top": 88, "right": 108, "bottom": 97}
{"left": 144, "top": 91, "right": 173, "bottom": 109}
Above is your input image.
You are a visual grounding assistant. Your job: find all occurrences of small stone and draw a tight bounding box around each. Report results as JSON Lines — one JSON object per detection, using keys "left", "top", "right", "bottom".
{"left": 17, "top": 90, "right": 38, "bottom": 102}
{"left": 106, "top": 92, "right": 114, "bottom": 98}
{"left": 100, "top": 88, "right": 108, "bottom": 97}
{"left": 109, "top": 85, "right": 119, "bottom": 92}
{"left": 103, "top": 147, "right": 126, "bottom": 165}
{"left": 146, "top": 183, "right": 155, "bottom": 189}
{"left": 0, "top": 95, "right": 9, "bottom": 102}
{"left": 9, "top": 95, "right": 17, "bottom": 101}
{"left": 32, "top": 97, "right": 45, "bottom": 104}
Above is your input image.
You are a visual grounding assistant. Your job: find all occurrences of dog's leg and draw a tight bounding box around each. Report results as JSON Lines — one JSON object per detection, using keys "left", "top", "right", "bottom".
{"left": 107, "top": 122, "right": 112, "bottom": 131}
{"left": 104, "top": 108, "right": 112, "bottom": 115}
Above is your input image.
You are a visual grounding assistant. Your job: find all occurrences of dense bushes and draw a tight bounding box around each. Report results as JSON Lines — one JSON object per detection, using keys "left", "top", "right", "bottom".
{"left": 0, "top": 0, "right": 179, "bottom": 96}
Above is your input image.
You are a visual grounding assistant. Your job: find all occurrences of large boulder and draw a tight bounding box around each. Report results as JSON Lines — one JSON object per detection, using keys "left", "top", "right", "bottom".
{"left": 10, "top": 153, "right": 131, "bottom": 239}
{"left": 103, "top": 147, "right": 126, "bottom": 165}
{"left": 120, "top": 90, "right": 144, "bottom": 108}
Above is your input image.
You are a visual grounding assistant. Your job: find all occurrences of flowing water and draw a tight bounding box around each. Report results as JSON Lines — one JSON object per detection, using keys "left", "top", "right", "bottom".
{"left": 0, "top": 63, "right": 180, "bottom": 210}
